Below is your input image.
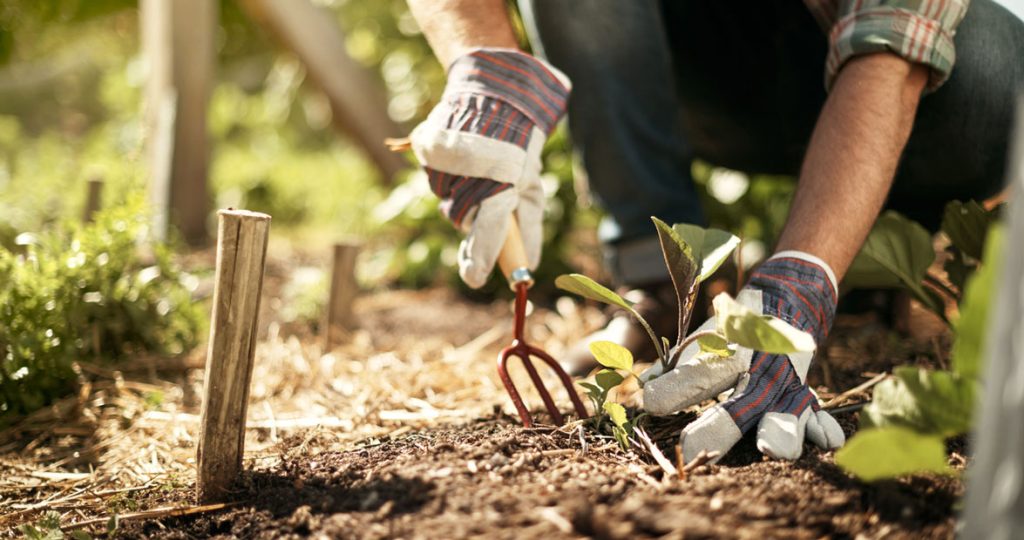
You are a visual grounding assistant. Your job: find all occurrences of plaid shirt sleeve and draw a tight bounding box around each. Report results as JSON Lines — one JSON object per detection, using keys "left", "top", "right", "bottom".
{"left": 804, "top": 0, "right": 971, "bottom": 92}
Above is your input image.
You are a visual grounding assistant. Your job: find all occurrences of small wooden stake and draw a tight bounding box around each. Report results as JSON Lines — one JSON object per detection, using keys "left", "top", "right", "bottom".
{"left": 324, "top": 241, "right": 360, "bottom": 349}
{"left": 196, "top": 209, "right": 271, "bottom": 503}
{"left": 82, "top": 178, "right": 104, "bottom": 223}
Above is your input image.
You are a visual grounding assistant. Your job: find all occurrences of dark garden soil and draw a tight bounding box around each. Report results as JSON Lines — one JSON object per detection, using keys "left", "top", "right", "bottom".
{"left": 114, "top": 285, "right": 960, "bottom": 540}
{"left": 119, "top": 413, "right": 960, "bottom": 539}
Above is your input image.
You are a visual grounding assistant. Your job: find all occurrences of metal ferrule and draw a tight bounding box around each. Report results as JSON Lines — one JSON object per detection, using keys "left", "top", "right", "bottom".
{"left": 508, "top": 267, "right": 534, "bottom": 290}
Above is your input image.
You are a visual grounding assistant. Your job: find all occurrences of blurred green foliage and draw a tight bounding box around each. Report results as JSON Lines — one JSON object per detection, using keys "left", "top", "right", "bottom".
{"left": 0, "top": 200, "right": 203, "bottom": 420}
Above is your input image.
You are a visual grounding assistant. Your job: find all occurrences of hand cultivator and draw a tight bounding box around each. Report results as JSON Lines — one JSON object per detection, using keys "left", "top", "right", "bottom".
{"left": 384, "top": 136, "right": 587, "bottom": 427}
{"left": 496, "top": 219, "right": 588, "bottom": 428}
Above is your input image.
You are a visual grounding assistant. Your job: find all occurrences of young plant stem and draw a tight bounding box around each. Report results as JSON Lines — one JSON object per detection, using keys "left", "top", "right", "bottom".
{"left": 630, "top": 308, "right": 667, "bottom": 366}
{"left": 664, "top": 330, "right": 725, "bottom": 371}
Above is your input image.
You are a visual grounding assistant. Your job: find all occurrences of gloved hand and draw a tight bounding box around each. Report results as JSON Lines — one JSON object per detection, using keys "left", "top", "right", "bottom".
{"left": 409, "top": 48, "right": 570, "bottom": 288}
{"left": 641, "top": 251, "right": 846, "bottom": 463}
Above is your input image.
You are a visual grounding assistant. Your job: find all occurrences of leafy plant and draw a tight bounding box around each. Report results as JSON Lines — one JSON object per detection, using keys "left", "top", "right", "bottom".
{"left": 603, "top": 402, "right": 642, "bottom": 451}
{"left": 844, "top": 211, "right": 946, "bottom": 319}
{"left": 836, "top": 224, "right": 1003, "bottom": 481}
{"left": 557, "top": 217, "right": 814, "bottom": 374}
{"left": 577, "top": 341, "right": 635, "bottom": 428}
{"left": 844, "top": 201, "right": 1001, "bottom": 323}
{"left": 558, "top": 217, "right": 817, "bottom": 445}
{"left": 0, "top": 200, "right": 204, "bottom": 420}
{"left": 18, "top": 511, "right": 92, "bottom": 540}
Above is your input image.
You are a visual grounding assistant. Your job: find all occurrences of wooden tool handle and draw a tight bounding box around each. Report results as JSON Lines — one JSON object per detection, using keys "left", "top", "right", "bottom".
{"left": 497, "top": 216, "right": 533, "bottom": 288}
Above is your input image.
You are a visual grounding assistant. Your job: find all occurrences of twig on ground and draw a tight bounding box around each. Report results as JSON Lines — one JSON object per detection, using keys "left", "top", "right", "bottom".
{"left": 67, "top": 502, "right": 238, "bottom": 529}
{"left": 632, "top": 428, "right": 677, "bottom": 479}
{"left": 823, "top": 372, "right": 889, "bottom": 409}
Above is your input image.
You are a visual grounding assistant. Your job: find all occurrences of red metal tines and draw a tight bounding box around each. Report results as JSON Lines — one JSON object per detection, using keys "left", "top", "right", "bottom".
{"left": 497, "top": 282, "right": 589, "bottom": 427}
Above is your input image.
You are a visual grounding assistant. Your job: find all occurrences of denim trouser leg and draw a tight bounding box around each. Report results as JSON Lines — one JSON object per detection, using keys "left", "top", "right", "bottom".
{"left": 519, "top": 0, "right": 704, "bottom": 287}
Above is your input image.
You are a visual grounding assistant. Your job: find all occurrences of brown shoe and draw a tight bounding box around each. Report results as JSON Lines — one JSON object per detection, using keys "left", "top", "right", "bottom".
{"left": 560, "top": 281, "right": 680, "bottom": 377}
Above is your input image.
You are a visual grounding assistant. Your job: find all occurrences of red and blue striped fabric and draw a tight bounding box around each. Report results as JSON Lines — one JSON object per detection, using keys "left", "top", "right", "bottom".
{"left": 723, "top": 257, "right": 837, "bottom": 433}
{"left": 426, "top": 50, "right": 569, "bottom": 227}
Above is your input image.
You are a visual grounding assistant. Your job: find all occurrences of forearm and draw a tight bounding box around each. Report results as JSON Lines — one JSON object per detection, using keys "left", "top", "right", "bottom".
{"left": 775, "top": 53, "right": 929, "bottom": 280}
{"left": 406, "top": 0, "right": 520, "bottom": 69}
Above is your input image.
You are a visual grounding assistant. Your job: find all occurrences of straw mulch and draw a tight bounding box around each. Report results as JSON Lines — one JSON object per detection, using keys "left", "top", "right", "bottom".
{"left": 0, "top": 282, "right": 607, "bottom": 536}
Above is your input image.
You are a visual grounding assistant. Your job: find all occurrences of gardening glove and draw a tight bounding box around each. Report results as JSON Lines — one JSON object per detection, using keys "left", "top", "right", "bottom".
{"left": 409, "top": 48, "right": 571, "bottom": 288}
{"left": 641, "top": 251, "right": 846, "bottom": 463}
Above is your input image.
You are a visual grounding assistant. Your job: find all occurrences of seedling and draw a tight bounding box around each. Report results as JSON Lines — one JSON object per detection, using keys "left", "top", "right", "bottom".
{"left": 557, "top": 217, "right": 817, "bottom": 446}
{"left": 557, "top": 217, "right": 814, "bottom": 375}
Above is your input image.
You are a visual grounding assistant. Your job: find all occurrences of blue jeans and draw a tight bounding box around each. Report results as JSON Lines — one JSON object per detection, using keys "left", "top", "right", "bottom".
{"left": 520, "top": 0, "right": 1024, "bottom": 286}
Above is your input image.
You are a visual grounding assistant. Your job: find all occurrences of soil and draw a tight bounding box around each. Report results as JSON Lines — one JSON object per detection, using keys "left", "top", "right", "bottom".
{"left": 115, "top": 287, "right": 960, "bottom": 539}
{"left": 120, "top": 413, "right": 960, "bottom": 539}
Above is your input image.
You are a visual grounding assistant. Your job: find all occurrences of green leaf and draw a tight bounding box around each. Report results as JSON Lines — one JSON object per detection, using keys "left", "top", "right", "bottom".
{"left": 555, "top": 274, "right": 634, "bottom": 312}
{"left": 951, "top": 225, "right": 1003, "bottom": 380}
{"left": 862, "top": 367, "right": 975, "bottom": 437}
{"left": 653, "top": 217, "right": 699, "bottom": 347}
{"left": 712, "top": 293, "right": 816, "bottom": 354}
{"left": 845, "top": 211, "right": 941, "bottom": 315}
{"left": 941, "top": 200, "right": 995, "bottom": 260}
{"left": 669, "top": 222, "right": 741, "bottom": 282}
{"left": 836, "top": 427, "right": 952, "bottom": 481}
{"left": 595, "top": 369, "right": 625, "bottom": 392}
{"left": 589, "top": 340, "right": 634, "bottom": 371}
{"left": 577, "top": 381, "right": 603, "bottom": 400}
{"left": 557, "top": 272, "right": 664, "bottom": 364}
{"left": 696, "top": 332, "right": 732, "bottom": 357}
{"left": 603, "top": 402, "right": 628, "bottom": 428}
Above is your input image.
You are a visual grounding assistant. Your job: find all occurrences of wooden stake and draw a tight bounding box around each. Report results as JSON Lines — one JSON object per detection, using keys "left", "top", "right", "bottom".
{"left": 196, "top": 209, "right": 271, "bottom": 503}
{"left": 82, "top": 178, "right": 103, "bottom": 223}
{"left": 324, "top": 241, "right": 360, "bottom": 349}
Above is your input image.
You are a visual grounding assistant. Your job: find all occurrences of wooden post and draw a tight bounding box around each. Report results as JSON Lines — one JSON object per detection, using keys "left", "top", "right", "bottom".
{"left": 82, "top": 177, "right": 103, "bottom": 223}
{"left": 236, "top": 0, "right": 406, "bottom": 184}
{"left": 962, "top": 94, "right": 1024, "bottom": 538}
{"left": 140, "top": 0, "right": 216, "bottom": 245}
{"left": 196, "top": 210, "right": 271, "bottom": 502}
{"left": 324, "top": 241, "right": 361, "bottom": 349}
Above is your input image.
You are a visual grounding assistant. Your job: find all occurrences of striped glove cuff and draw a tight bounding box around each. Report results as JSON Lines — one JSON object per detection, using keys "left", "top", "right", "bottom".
{"left": 445, "top": 49, "right": 571, "bottom": 136}
{"left": 746, "top": 251, "right": 838, "bottom": 345}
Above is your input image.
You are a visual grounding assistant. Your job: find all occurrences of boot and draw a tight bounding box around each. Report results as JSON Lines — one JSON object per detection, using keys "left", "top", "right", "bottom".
{"left": 561, "top": 281, "right": 680, "bottom": 377}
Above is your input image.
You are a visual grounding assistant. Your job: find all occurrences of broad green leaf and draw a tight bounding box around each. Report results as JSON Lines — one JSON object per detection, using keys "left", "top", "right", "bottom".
{"left": 653, "top": 217, "right": 698, "bottom": 345}
{"left": 555, "top": 274, "right": 634, "bottom": 312}
{"left": 941, "top": 200, "right": 995, "bottom": 260}
{"left": 951, "top": 225, "right": 1003, "bottom": 380}
{"left": 595, "top": 369, "right": 625, "bottom": 392}
{"left": 836, "top": 427, "right": 952, "bottom": 481}
{"left": 696, "top": 332, "right": 732, "bottom": 357}
{"left": 845, "top": 211, "right": 941, "bottom": 315}
{"left": 670, "top": 222, "right": 741, "bottom": 282}
{"left": 589, "top": 340, "right": 634, "bottom": 371}
{"left": 712, "top": 293, "right": 815, "bottom": 354}
{"left": 862, "top": 367, "right": 975, "bottom": 437}
{"left": 557, "top": 273, "right": 664, "bottom": 363}
{"left": 577, "top": 381, "right": 603, "bottom": 400}
{"left": 603, "top": 402, "right": 628, "bottom": 428}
